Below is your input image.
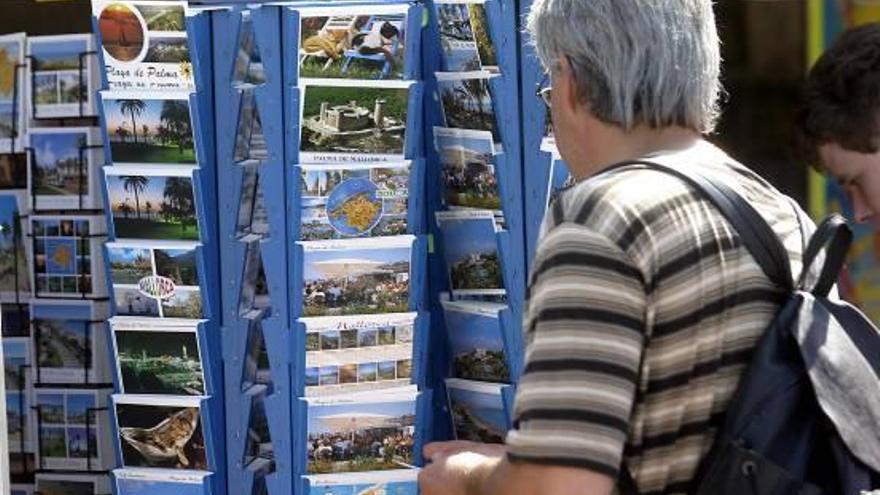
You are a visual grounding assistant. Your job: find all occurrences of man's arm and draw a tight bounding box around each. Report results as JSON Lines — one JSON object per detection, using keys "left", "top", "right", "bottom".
{"left": 420, "top": 221, "right": 648, "bottom": 495}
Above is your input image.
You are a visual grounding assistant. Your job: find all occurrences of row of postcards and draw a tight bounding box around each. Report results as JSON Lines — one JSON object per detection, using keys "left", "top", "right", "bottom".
{"left": 0, "top": 23, "right": 118, "bottom": 495}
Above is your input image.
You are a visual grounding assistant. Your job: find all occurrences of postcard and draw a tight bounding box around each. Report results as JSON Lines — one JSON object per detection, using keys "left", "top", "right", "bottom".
{"left": 300, "top": 236, "right": 414, "bottom": 317}
{"left": 102, "top": 90, "right": 197, "bottom": 165}
{"left": 105, "top": 165, "right": 201, "bottom": 241}
{"left": 445, "top": 378, "right": 508, "bottom": 443}
{"left": 29, "top": 127, "right": 103, "bottom": 210}
{"left": 441, "top": 299, "right": 508, "bottom": 382}
{"left": 300, "top": 312, "right": 416, "bottom": 396}
{"left": 541, "top": 137, "right": 574, "bottom": 208}
{"left": 240, "top": 240, "right": 269, "bottom": 316}
{"left": 434, "top": 0, "right": 496, "bottom": 73}
{"left": 4, "top": 336, "right": 29, "bottom": 390}
{"left": 233, "top": 89, "right": 267, "bottom": 163}
{"left": 114, "top": 395, "right": 208, "bottom": 471}
{"left": 232, "top": 10, "right": 266, "bottom": 87}
{"left": 6, "top": 389, "right": 31, "bottom": 453}
{"left": 31, "top": 214, "right": 107, "bottom": 298}
{"left": 299, "top": 79, "right": 413, "bottom": 164}
{"left": 0, "top": 33, "right": 26, "bottom": 152}
{"left": 0, "top": 193, "right": 31, "bottom": 300}
{"left": 35, "top": 388, "right": 112, "bottom": 470}
{"left": 298, "top": 5, "right": 409, "bottom": 81}
{"left": 32, "top": 300, "right": 110, "bottom": 384}
{"left": 0, "top": 153, "right": 27, "bottom": 188}
{"left": 95, "top": 0, "right": 194, "bottom": 91}
{"left": 28, "top": 35, "right": 98, "bottom": 119}
{"left": 107, "top": 240, "right": 203, "bottom": 318}
{"left": 436, "top": 71, "right": 499, "bottom": 142}
{"left": 436, "top": 209, "right": 504, "bottom": 297}
{"left": 242, "top": 317, "right": 272, "bottom": 390}
{"left": 306, "top": 469, "right": 418, "bottom": 495}
{"left": 115, "top": 468, "right": 210, "bottom": 495}
{"left": 35, "top": 473, "right": 111, "bottom": 495}
{"left": 433, "top": 126, "right": 499, "bottom": 211}
{"left": 236, "top": 163, "right": 269, "bottom": 241}
{"left": 112, "top": 317, "right": 206, "bottom": 396}
{"left": 300, "top": 162, "right": 410, "bottom": 240}
{"left": 2, "top": 303, "right": 30, "bottom": 337}
{"left": 306, "top": 392, "right": 417, "bottom": 474}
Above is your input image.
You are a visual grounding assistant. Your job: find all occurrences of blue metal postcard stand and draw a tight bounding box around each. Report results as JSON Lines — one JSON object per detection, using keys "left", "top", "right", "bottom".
{"left": 518, "top": 0, "right": 554, "bottom": 267}
{"left": 93, "top": 9, "right": 226, "bottom": 495}
{"left": 280, "top": 2, "right": 430, "bottom": 492}
{"left": 422, "top": 0, "right": 527, "bottom": 440}
{"left": 212, "top": 5, "right": 292, "bottom": 495}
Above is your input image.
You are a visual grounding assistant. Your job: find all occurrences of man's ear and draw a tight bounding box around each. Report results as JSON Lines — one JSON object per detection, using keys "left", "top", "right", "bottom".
{"left": 555, "top": 56, "right": 580, "bottom": 114}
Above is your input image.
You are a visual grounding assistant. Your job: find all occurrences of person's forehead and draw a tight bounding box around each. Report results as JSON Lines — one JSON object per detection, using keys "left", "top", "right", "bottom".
{"left": 818, "top": 142, "right": 880, "bottom": 180}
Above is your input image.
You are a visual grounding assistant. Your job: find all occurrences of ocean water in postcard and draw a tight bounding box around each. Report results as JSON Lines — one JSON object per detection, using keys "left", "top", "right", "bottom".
{"left": 95, "top": 1, "right": 194, "bottom": 91}
{"left": 299, "top": 12, "right": 407, "bottom": 80}
{"left": 447, "top": 383, "right": 507, "bottom": 443}
{"left": 116, "top": 329, "right": 204, "bottom": 395}
{"left": 301, "top": 164, "right": 409, "bottom": 240}
{"left": 103, "top": 96, "right": 196, "bottom": 164}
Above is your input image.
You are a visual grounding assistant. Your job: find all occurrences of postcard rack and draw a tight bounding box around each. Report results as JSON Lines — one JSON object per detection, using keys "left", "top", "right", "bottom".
{"left": 421, "top": 0, "right": 527, "bottom": 442}
{"left": 91, "top": 7, "right": 226, "bottom": 495}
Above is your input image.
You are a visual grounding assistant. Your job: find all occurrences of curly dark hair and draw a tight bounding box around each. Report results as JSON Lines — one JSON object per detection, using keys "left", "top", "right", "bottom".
{"left": 794, "top": 23, "right": 880, "bottom": 167}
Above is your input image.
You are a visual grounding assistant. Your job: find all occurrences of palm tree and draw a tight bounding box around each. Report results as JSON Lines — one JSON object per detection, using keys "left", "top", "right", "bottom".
{"left": 163, "top": 177, "right": 194, "bottom": 231}
{"left": 119, "top": 202, "right": 133, "bottom": 219}
{"left": 160, "top": 100, "right": 192, "bottom": 155}
{"left": 144, "top": 201, "right": 153, "bottom": 219}
{"left": 122, "top": 176, "right": 149, "bottom": 219}
{"left": 118, "top": 99, "right": 146, "bottom": 144}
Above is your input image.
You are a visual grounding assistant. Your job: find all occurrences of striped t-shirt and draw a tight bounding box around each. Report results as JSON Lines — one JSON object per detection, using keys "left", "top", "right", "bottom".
{"left": 506, "top": 140, "right": 816, "bottom": 494}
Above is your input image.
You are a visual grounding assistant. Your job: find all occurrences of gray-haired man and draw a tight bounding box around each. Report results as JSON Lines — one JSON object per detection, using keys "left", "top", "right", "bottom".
{"left": 419, "top": 0, "right": 816, "bottom": 494}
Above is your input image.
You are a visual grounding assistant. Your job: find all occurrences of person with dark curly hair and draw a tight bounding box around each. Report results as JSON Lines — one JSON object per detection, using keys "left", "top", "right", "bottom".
{"left": 795, "top": 23, "right": 880, "bottom": 228}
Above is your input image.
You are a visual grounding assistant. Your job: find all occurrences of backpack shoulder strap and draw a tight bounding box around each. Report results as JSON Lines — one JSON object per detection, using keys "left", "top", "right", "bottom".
{"left": 798, "top": 213, "right": 852, "bottom": 297}
{"left": 604, "top": 160, "right": 794, "bottom": 291}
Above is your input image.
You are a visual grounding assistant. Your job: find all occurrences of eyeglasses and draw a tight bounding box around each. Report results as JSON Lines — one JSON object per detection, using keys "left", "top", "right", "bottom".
{"left": 536, "top": 72, "right": 552, "bottom": 108}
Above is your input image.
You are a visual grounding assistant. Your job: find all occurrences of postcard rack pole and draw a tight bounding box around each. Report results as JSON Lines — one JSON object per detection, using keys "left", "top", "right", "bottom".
{"left": 214, "top": 6, "right": 292, "bottom": 495}
{"left": 421, "top": 0, "right": 528, "bottom": 438}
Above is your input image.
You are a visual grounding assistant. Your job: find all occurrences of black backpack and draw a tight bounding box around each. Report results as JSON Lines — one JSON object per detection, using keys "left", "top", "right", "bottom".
{"left": 613, "top": 160, "right": 880, "bottom": 495}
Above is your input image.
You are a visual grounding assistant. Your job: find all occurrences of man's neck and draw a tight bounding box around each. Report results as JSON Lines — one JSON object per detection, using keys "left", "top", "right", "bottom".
{"left": 569, "top": 123, "right": 701, "bottom": 179}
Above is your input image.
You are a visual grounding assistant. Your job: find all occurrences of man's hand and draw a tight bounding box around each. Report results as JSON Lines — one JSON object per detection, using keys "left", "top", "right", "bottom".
{"left": 418, "top": 441, "right": 506, "bottom": 495}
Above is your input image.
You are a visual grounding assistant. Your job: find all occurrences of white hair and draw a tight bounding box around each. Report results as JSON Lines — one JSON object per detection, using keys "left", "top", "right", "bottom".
{"left": 527, "top": 0, "right": 722, "bottom": 133}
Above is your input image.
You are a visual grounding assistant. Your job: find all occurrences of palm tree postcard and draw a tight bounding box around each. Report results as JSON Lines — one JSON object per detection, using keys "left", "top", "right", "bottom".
{"left": 305, "top": 469, "right": 419, "bottom": 495}
{"left": 445, "top": 378, "right": 508, "bottom": 444}
{"left": 35, "top": 473, "right": 111, "bottom": 495}
{"left": 298, "top": 4, "right": 409, "bottom": 80}
{"left": 301, "top": 312, "right": 416, "bottom": 397}
{"left": 28, "top": 127, "right": 103, "bottom": 210}
{"left": 0, "top": 193, "right": 31, "bottom": 299}
{"left": 436, "top": 71, "right": 499, "bottom": 142}
{"left": 441, "top": 298, "right": 509, "bottom": 383}
{"left": 35, "top": 388, "right": 111, "bottom": 471}
{"left": 27, "top": 34, "right": 97, "bottom": 119}
{"left": 306, "top": 393, "right": 417, "bottom": 474}
{"left": 435, "top": 209, "right": 505, "bottom": 297}
{"left": 102, "top": 91, "right": 197, "bottom": 165}
{"left": 31, "top": 214, "right": 106, "bottom": 299}
{"left": 299, "top": 161, "right": 410, "bottom": 241}
{"left": 112, "top": 318, "right": 205, "bottom": 396}
{"left": 106, "top": 241, "right": 203, "bottom": 319}
{"left": 94, "top": 0, "right": 194, "bottom": 92}
{"left": 300, "top": 236, "right": 415, "bottom": 317}
{"left": 433, "top": 126, "right": 500, "bottom": 211}
{"left": 104, "top": 165, "right": 200, "bottom": 242}
{"left": 114, "top": 468, "right": 210, "bottom": 495}
{"left": 113, "top": 395, "right": 208, "bottom": 471}
{"left": 299, "top": 79, "right": 413, "bottom": 164}
{"left": 0, "top": 33, "right": 25, "bottom": 151}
